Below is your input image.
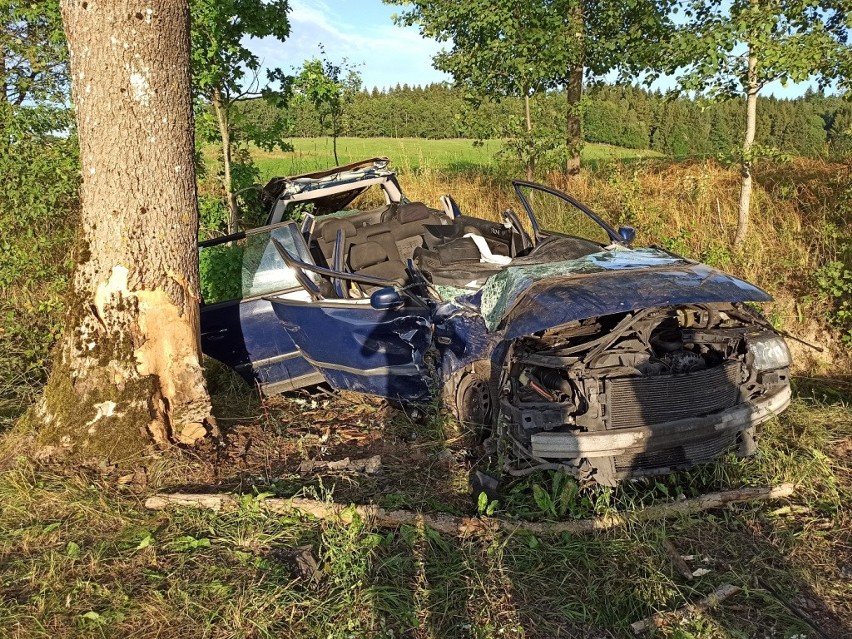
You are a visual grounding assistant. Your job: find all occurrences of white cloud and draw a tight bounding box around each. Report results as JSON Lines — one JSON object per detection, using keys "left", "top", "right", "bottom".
{"left": 247, "top": 0, "right": 449, "bottom": 90}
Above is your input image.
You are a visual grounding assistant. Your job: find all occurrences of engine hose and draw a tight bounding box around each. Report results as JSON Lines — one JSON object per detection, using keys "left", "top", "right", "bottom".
{"left": 535, "top": 368, "right": 573, "bottom": 396}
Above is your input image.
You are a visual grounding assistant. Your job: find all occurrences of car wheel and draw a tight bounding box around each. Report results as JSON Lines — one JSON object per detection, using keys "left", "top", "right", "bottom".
{"left": 453, "top": 370, "right": 495, "bottom": 427}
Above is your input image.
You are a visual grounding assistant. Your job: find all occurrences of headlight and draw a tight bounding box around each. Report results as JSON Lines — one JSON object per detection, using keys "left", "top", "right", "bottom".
{"left": 747, "top": 333, "right": 791, "bottom": 371}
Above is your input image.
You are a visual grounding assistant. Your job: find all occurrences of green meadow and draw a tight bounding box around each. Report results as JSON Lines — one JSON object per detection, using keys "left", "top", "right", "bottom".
{"left": 243, "top": 136, "right": 663, "bottom": 179}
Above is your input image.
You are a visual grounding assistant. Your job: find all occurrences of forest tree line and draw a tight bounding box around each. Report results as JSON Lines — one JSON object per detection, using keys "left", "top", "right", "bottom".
{"left": 240, "top": 82, "right": 852, "bottom": 159}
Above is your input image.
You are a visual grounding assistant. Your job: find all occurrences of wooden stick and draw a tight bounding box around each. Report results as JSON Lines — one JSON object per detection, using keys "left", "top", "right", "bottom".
{"left": 630, "top": 583, "right": 741, "bottom": 634}
{"left": 145, "top": 483, "right": 795, "bottom": 537}
{"left": 662, "top": 537, "right": 694, "bottom": 581}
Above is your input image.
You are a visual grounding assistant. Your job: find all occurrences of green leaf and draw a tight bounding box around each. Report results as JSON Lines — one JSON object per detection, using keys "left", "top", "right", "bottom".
{"left": 66, "top": 541, "right": 80, "bottom": 558}
{"left": 532, "top": 484, "right": 553, "bottom": 516}
{"left": 477, "top": 490, "right": 489, "bottom": 515}
{"left": 135, "top": 534, "right": 153, "bottom": 550}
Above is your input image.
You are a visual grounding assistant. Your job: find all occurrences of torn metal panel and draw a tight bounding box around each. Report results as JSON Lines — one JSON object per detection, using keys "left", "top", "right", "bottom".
{"left": 478, "top": 247, "right": 686, "bottom": 329}
{"left": 478, "top": 247, "right": 770, "bottom": 333}
{"left": 432, "top": 302, "right": 500, "bottom": 381}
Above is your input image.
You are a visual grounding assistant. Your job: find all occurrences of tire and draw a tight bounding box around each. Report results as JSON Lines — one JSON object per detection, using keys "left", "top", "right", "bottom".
{"left": 446, "top": 363, "right": 497, "bottom": 429}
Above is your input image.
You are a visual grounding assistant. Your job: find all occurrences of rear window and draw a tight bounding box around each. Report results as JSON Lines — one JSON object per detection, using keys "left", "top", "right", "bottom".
{"left": 199, "top": 224, "right": 312, "bottom": 305}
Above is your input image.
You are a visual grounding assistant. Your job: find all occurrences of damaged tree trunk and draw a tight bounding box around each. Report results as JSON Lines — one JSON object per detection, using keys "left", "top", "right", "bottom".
{"left": 32, "top": 0, "right": 214, "bottom": 458}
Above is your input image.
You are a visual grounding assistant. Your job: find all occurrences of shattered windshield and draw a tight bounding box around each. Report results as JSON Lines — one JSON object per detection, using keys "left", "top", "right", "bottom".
{"left": 476, "top": 247, "right": 690, "bottom": 330}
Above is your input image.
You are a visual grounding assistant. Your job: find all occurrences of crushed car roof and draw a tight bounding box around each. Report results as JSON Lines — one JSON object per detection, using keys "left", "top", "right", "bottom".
{"left": 261, "top": 157, "right": 394, "bottom": 207}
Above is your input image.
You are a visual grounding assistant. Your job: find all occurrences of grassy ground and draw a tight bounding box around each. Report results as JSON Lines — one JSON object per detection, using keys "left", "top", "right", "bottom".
{"left": 217, "top": 137, "right": 663, "bottom": 181}
{"left": 1, "top": 377, "right": 850, "bottom": 638}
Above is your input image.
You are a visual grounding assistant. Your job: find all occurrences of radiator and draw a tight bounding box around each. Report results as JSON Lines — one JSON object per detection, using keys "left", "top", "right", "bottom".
{"left": 604, "top": 361, "right": 741, "bottom": 430}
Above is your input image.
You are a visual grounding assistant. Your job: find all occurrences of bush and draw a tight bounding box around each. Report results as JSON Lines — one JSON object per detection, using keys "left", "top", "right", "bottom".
{"left": 815, "top": 254, "right": 852, "bottom": 346}
{"left": 0, "top": 107, "right": 80, "bottom": 424}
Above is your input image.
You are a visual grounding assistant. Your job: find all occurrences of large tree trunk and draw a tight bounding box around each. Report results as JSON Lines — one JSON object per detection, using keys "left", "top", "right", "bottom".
{"left": 33, "top": 0, "right": 214, "bottom": 458}
{"left": 565, "top": 63, "right": 583, "bottom": 176}
{"left": 211, "top": 88, "right": 239, "bottom": 234}
{"left": 735, "top": 43, "right": 758, "bottom": 248}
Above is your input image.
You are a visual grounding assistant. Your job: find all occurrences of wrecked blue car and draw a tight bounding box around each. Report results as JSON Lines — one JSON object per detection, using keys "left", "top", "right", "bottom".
{"left": 199, "top": 158, "right": 792, "bottom": 485}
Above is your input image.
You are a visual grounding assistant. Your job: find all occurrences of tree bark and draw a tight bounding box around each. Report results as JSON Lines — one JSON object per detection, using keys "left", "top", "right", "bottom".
{"left": 211, "top": 87, "right": 238, "bottom": 234}
{"left": 565, "top": 63, "right": 583, "bottom": 176}
{"left": 33, "top": 0, "right": 214, "bottom": 458}
{"left": 565, "top": 3, "right": 584, "bottom": 177}
{"left": 735, "top": 42, "right": 759, "bottom": 248}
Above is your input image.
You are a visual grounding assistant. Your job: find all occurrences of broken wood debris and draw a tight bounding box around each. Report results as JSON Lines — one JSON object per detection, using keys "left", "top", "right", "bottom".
{"left": 145, "top": 483, "right": 795, "bottom": 537}
{"left": 662, "top": 538, "right": 694, "bottom": 581}
{"left": 630, "top": 583, "right": 741, "bottom": 634}
{"left": 298, "top": 455, "right": 382, "bottom": 475}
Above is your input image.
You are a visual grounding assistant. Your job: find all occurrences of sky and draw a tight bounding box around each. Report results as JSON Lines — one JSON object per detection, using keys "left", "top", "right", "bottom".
{"left": 248, "top": 0, "right": 818, "bottom": 98}
{"left": 249, "top": 0, "right": 450, "bottom": 91}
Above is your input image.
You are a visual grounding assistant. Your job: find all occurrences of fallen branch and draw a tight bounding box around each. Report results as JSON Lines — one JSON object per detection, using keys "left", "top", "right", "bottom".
{"left": 630, "top": 583, "right": 741, "bottom": 634}
{"left": 145, "top": 483, "right": 794, "bottom": 537}
{"left": 662, "top": 537, "right": 694, "bottom": 581}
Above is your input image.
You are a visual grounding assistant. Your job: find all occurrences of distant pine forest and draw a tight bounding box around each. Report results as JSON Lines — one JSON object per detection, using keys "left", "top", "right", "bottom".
{"left": 240, "top": 83, "right": 852, "bottom": 159}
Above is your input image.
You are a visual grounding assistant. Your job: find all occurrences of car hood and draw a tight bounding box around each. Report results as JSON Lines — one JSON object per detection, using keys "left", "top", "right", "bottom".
{"left": 472, "top": 247, "right": 771, "bottom": 338}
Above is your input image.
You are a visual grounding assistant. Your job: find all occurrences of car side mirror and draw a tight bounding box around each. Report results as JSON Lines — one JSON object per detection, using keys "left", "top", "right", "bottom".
{"left": 370, "top": 287, "right": 404, "bottom": 311}
{"left": 618, "top": 226, "right": 636, "bottom": 245}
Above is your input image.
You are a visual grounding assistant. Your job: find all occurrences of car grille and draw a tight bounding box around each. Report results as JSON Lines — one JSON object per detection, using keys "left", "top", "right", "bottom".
{"left": 614, "top": 433, "right": 737, "bottom": 473}
{"left": 605, "top": 361, "right": 741, "bottom": 430}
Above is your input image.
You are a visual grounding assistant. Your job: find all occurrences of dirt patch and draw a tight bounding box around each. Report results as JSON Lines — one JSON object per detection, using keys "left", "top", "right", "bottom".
{"left": 154, "top": 389, "right": 481, "bottom": 514}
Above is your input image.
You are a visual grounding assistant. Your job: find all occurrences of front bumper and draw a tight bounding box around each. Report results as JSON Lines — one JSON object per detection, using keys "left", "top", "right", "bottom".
{"left": 530, "top": 384, "right": 792, "bottom": 459}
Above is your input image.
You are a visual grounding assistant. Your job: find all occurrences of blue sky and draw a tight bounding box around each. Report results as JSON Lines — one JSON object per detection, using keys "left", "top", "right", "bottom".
{"left": 248, "top": 0, "right": 816, "bottom": 97}
{"left": 250, "top": 0, "right": 450, "bottom": 90}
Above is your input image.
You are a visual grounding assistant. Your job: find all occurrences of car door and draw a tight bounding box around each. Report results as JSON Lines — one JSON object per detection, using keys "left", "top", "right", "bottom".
{"left": 198, "top": 223, "right": 323, "bottom": 394}
{"left": 264, "top": 234, "right": 434, "bottom": 402}
{"left": 512, "top": 181, "right": 624, "bottom": 244}
{"left": 269, "top": 298, "right": 433, "bottom": 401}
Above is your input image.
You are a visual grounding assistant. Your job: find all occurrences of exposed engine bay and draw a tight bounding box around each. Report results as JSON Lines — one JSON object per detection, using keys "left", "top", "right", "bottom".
{"left": 498, "top": 303, "right": 791, "bottom": 485}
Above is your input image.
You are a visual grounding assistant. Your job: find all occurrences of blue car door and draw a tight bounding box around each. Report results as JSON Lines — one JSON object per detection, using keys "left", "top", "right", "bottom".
{"left": 268, "top": 298, "right": 434, "bottom": 402}
{"left": 198, "top": 223, "right": 323, "bottom": 394}
{"left": 262, "top": 234, "right": 435, "bottom": 402}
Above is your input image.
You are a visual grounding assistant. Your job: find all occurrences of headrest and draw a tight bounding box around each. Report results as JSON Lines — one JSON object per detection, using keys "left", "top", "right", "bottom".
{"left": 320, "top": 219, "right": 357, "bottom": 243}
{"left": 349, "top": 242, "right": 389, "bottom": 270}
{"left": 396, "top": 202, "right": 433, "bottom": 224}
